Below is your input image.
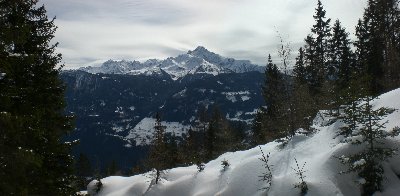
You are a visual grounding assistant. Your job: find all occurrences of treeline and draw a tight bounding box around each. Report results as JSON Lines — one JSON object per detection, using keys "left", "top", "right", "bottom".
{"left": 78, "top": 106, "right": 248, "bottom": 187}
{"left": 141, "top": 107, "right": 247, "bottom": 183}
{"left": 252, "top": 0, "right": 400, "bottom": 146}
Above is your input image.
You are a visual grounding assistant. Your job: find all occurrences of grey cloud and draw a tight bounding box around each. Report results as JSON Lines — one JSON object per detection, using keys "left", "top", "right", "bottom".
{"left": 43, "top": 0, "right": 194, "bottom": 25}
{"left": 40, "top": 0, "right": 366, "bottom": 68}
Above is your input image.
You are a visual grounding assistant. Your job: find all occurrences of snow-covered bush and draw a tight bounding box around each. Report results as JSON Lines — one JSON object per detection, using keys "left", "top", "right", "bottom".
{"left": 196, "top": 162, "right": 205, "bottom": 172}
{"left": 221, "top": 159, "right": 230, "bottom": 171}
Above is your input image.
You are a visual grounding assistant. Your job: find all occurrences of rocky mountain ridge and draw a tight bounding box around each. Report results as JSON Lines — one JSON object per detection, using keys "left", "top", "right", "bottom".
{"left": 79, "top": 46, "right": 264, "bottom": 80}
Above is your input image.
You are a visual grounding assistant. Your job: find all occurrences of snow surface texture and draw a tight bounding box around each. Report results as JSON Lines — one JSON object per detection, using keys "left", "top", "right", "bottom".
{"left": 79, "top": 46, "right": 263, "bottom": 80}
{"left": 125, "top": 118, "right": 189, "bottom": 146}
{"left": 88, "top": 88, "right": 400, "bottom": 196}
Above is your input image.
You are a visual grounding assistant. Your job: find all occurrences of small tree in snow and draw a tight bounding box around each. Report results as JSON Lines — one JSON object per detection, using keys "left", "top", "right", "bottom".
{"left": 196, "top": 162, "right": 205, "bottom": 172}
{"left": 146, "top": 168, "right": 167, "bottom": 186}
{"left": 258, "top": 146, "right": 273, "bottom": 191}
{"left": 221, "top": 159, "right": 230, "bottom": 171}
{"left": 292, "top": 158, "right": 308, "bottom": 196}
{"left": 337, "top": 94, "right": 400, "bottom": 195}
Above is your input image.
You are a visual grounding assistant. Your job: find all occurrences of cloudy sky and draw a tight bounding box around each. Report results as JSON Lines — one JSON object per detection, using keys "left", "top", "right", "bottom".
{"left": 41, "top": 0, "right": 367, "bottom": 69}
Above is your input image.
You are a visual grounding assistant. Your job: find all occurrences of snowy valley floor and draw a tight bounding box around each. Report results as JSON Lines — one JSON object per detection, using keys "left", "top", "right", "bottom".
{"left": 88, "top": 88, "right": 400, "bottom": 196}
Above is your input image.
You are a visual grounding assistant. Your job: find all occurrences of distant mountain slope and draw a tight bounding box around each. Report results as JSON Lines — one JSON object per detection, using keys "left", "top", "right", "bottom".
{"left": 79, "top": 46, "right": 264, "bottom": 80}
{"left": 61, "top": 70, "right": 265, "bottom": 169}
{"left": 87, "top": 88, "right": 400, "bottom": 196}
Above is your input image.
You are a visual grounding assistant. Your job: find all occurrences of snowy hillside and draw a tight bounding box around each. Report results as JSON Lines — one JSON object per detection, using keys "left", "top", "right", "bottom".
{"left": 88, "top": 88, "right": 400, "bottom": 196}
{"left": 79, "top": 46, "right": 263, "bottom": 80}
{"left": 125, "top": 118, "right": 190, "bottom": 146}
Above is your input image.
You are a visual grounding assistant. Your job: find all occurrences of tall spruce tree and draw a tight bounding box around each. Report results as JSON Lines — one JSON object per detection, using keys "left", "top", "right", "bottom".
{"left": 327, "top": 19, "right": 355, "bottom": 111}
{"left": 0, "top": 0, "right": 75, "bottom": 195}
{"left": 181, "top": 127, "right": 198, "bottom": 164}
{"left": 146, "top": 112, "right": 168, "bottom": 184}
{"left": 293, "top": 47, "right": 307, "bottom": 85}
{"left": 263, "top": 54, "right": 283, "bottom": 117}
{"left": 312, "top": 0, "right": 331, "bottom": 76}
{"left": 355, "top": 0, "right": 400, "bottom": 94}
{"left": 293, "top": 47, "right": 315, "bottom": 130}
{"left": 329, "top": 19, "right": 354, "bottom": 86}
{"left": 303, "top": 0, "right": 331, "bottom": 96}
{"left": 205, "top": 106, "right": 236, "bottom": 160}
{"left": 260, "top": 54, "right": 284, "bottom": 141}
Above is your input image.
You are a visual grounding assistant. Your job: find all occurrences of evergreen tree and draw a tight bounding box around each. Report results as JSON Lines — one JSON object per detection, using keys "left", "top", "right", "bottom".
{"left": 291, "top": 81, "right": 315, "bottom": 132}
{"left": 354, "top": 19, "right": 370, "bottom": 78}
{"left": 338, "top": 89, "right": 400, "bottom": 195}
{"left": 326, "top": 19, "right": 355, "bottom": 112}
{"left": 260, "top": 54, "right": 284, "bottom": 141}
{"left": 277, "top": 37, "right": 298, "bottom": 138}
{"left": 263, "top": 54, "right": 283, "bottom": 117}
{"left": 354, "top": 0, "right": 400, "bottom": 94}
{"left": 251, "top": 110, "right": 264, "bottom": 146}
{"left": 188, "top": 107, "right": 209, "bottom": 164}
{"left": 293, "top": 47, "right": 307, "bottom": 85}
{"left": 204, "top": 113, "right": 216, "bottom": 161}
{"left": 329, "top": 19, "right": 354, "bottom": 87}
{"left": 76, "top": 153, "right": 92, "bottom": 178}
{"left": 303, "top": 0, "right": 332, "bottom": 95}
{"left": 75, "top": 153, "right": 93, "bottom": 190}
{"left": 312, "top": 0, "right": 331, "bottom": 76}
{"left": 106, "top": 160, "right": 118, "bottom": 176}
{"left": 304, "top": 34, "right": 322, "bottom": 95}
{"left": 165, "top": 133, "right": 180, "bottom": 168}
{"left": 0, "top": 0, "right": 75, "bottom": 195}
{"left": 181, "top": 127, "right": 197, "bottom": 164}
{"left": 205, "top": 106, "right": 236, "bottom": 160}
{"left": 146, "top": 112, "right": 168, "bottom": 184}
{"left": 293, "top": 47, "right": 316, "bottom": 130}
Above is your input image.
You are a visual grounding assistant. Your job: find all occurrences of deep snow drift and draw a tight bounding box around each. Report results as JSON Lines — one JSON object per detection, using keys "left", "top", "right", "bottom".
{"left": 88, "top": 88, "right": 400, "bottom": 196}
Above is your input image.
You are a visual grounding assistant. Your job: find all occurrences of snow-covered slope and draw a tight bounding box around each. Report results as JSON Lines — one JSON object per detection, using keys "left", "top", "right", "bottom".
{"left": 125, "top": 118, "right": 190, "bottom": 146}
{"left": 79, "top": 46, "right": 263, "bottom": 80}
{"left": 88, "top": 89, "right": 400, "bottom": 196}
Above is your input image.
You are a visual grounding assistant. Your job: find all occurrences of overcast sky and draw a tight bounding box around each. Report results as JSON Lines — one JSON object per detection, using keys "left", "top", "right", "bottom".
{"left": 41, "top": 0, "right": 367, "bottom": 69}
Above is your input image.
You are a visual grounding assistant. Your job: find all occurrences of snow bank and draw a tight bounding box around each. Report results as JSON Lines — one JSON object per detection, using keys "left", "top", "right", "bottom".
{"left": 89, "top": 89, "right": 400, "bottom": 196}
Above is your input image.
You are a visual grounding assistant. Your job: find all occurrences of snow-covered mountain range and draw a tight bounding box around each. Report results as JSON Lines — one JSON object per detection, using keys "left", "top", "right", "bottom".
{"left": 79, "top": 46, "right": 264, "bottom": 80}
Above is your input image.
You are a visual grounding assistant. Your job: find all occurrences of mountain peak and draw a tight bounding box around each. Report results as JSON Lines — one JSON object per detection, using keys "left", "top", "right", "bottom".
{"left": 193, "top": 46, "right": 208, "bottom": 52}
{"left": 80, "top": 46, "right": 263, "bottom": 78}
{"left": 188, "top": 46, "right": 213, "bottom": 55}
